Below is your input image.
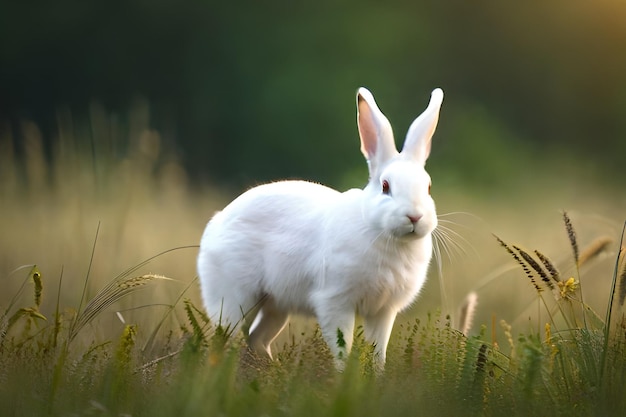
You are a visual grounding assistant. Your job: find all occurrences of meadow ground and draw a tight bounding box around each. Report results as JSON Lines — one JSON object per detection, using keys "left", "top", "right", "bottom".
{"left": 1, "top": 118, "right": 626, "bottom": 416}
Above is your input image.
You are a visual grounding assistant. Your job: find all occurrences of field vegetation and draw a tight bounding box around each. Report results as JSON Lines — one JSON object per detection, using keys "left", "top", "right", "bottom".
{"left": 3, "top": 1, "right": 626, "bottom": 415}
{"left": 1, "top": 113, "right": 626, "bottom": 416}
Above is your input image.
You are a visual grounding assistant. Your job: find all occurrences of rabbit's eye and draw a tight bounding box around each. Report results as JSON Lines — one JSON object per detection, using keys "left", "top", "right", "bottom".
{"left": 428, "top": 182, "right": 432, "bottom": 194}
{"left": 382, "top": 180, "right": 391, "bottom": 195}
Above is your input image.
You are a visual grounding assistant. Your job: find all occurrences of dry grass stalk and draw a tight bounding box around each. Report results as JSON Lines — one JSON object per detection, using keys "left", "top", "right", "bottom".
{"left": 70, "top": 274, "right": 170, "bottom": 342}
{"left": 534, "top": 250, "right": 560, "bottom": 283}
{"left": 578, "top": 236, "right": 613, "bottom": 267}
{"left": 458, "top": 291, "right": 478, "bottom": 335}
{"left": 563, "top": 211, "right": 579, "bottom": 265}
{"left": 32, "top": 269, "right": 43, "bottom": 308}
{"left": 500, "top": 319, "right": 515, "bottom": 360}
{"left": 618, "top": 247, "right": 626, "bottom": 307}
{"left": 116, "top": 274, "right": 166, "bottom": 289}
{"left": 514, "top": 245, "right": 554, "bottom": 290}
{"left": 494, "top": 235, "right": 541, "bottom": 292}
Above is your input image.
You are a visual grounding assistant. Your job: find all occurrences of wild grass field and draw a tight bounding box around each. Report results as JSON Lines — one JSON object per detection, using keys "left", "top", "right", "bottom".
{"left": 1, "top": 111, "right": 626, "bottom": 416}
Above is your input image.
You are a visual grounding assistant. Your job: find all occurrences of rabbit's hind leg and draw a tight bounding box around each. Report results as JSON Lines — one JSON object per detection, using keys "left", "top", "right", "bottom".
{"left": 247, "top": 298, "right": 289, "bottom": 359}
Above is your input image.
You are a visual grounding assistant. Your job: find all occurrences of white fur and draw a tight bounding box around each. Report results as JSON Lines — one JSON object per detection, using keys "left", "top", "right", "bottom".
{"left": 197, "top": 87, "right": 444, "bottom": 369}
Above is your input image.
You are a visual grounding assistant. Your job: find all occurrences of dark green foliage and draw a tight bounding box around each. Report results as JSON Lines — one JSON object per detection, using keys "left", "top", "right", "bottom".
{"left": 2, "top": 1, "right": 626, "bottom": 187}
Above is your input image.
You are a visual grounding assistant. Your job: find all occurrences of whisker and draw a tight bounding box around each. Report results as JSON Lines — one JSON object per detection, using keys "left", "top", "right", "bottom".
{"left": 433, "top": 230, "right": 456, "bottom": 265}
{"left": 437, "top": 224, "right": 471, "bottom": 250}
{"left": 433, "top": 229, "right": 457, "bottom": 263}
{"left": 437, "top": 211, "right": 481, "bottom": 219}
{"left": 432, "top": 232, "right": 444, "bottom": 273}
{"left": 431, "top": 213, "right": 478, "bottom": 318}
{"left": 436, "top": 213, "right": 476, "bottom": 248}
{"left": 433, "top": 224, "right": 476, "bottom": 262}
{"left": 431, "top": 232, "right": 448, "bottom": 314}
{"left": 437, "top": 219, "right": 474, "bottom": 231}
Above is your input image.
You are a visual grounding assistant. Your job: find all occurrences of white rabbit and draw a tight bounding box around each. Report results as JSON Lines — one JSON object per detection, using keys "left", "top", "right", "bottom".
{"left": 197, "top": 87, "right": 444, "bottom": 369}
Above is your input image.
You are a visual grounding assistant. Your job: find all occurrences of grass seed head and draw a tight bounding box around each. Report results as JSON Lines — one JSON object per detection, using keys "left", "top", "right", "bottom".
{"left": 500, "top": 319, "right": 515, "bottom": 360}
{"left": 578, "top": 236, "right": 613, "bottom": 267}
{"left": 514, "top": 246, "right": 554, "bottom": 290}
{"left": 563, "top": 211, "right": 579, "bottom": 265}
{"left": 31, "top": 266, "right": 43, "bottom": 308}
{"left": 117, "top": 274, "right": 164, "bottom": 290}
{"left": 459, "top": 291, "right": 478, "bottom": 335}
{"left": 534, "top": 250, "right": 561, "bottom": 283}
{"left": 494, "top": 235, "right": 542, "bottom": 293}
{"left": 116, "top": 324, "right": 138, "bottom": 366}
{"left": 544, "top": 322, "right": 552, "bottom": 345}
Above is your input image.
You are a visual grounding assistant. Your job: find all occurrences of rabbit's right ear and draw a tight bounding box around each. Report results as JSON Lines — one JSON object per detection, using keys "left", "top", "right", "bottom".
{"left": 357, "top": 88, "right": 398, "bottom": 178}
{"left": 401, "top": 88, "right": 443, "bottom": 165}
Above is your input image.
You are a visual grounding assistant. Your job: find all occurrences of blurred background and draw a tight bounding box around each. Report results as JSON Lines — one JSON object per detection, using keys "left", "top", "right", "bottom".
{"left": 1, "top": 0, "right": 625, "bottom": 341}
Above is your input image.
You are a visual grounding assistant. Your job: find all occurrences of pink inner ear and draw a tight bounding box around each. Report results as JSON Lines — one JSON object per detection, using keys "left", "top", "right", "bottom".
{"left": 422, "top": 137, "right": 432, "bottom": 162}
{"left": 358, "top": 96, "right": 378, "bottom": 159}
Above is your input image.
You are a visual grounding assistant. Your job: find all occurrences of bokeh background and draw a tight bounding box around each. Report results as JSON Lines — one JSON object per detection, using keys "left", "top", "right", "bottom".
{"left": 1, "top": 0, "right": 625, "bottom": 341}
{"left": 3, "top": 0, "right": 626, "bottom": 186}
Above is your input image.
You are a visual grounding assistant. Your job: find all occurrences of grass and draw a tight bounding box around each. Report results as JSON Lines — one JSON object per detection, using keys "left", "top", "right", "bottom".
{"left": 3, "top": 260, "right": 626, "bottom": 416}
{"left": 2, "top": 111, "right": 626, "bottom": 416}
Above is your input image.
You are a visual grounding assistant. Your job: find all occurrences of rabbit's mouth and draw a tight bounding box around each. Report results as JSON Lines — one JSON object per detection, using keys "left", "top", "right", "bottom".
{"left": 394, "top": 224, "right": 422, "bottom": 239}
{"left": 399, "top": 219, "right": 433, "bottom": 240}
{"left": 405, "top": 215, "right": 422, "bottom": 236}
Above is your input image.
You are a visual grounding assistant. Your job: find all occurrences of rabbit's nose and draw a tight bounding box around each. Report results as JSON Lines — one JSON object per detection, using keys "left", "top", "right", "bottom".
{"left": 407, "top": 214, "right": 422, "bottom": 224}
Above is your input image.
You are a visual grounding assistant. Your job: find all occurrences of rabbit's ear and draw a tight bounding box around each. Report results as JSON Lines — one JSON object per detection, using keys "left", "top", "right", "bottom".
{"left": 401, "top": 88, "right": 444, "bottom": 164}
{"left": 357, "top": 88, "right": 398, "bottom": 177}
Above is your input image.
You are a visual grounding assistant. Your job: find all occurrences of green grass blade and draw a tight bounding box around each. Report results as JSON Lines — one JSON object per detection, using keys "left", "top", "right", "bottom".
{"left": 600, "top": 220, "right": 626, "bottom": 382}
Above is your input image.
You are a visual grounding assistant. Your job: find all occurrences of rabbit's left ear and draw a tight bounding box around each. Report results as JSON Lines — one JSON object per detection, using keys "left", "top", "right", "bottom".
{"left": 357, "top": 88, "right": 398, "bottom": 178}
{"left": 401, "top": 88, "right": 444, "bottom": 164}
